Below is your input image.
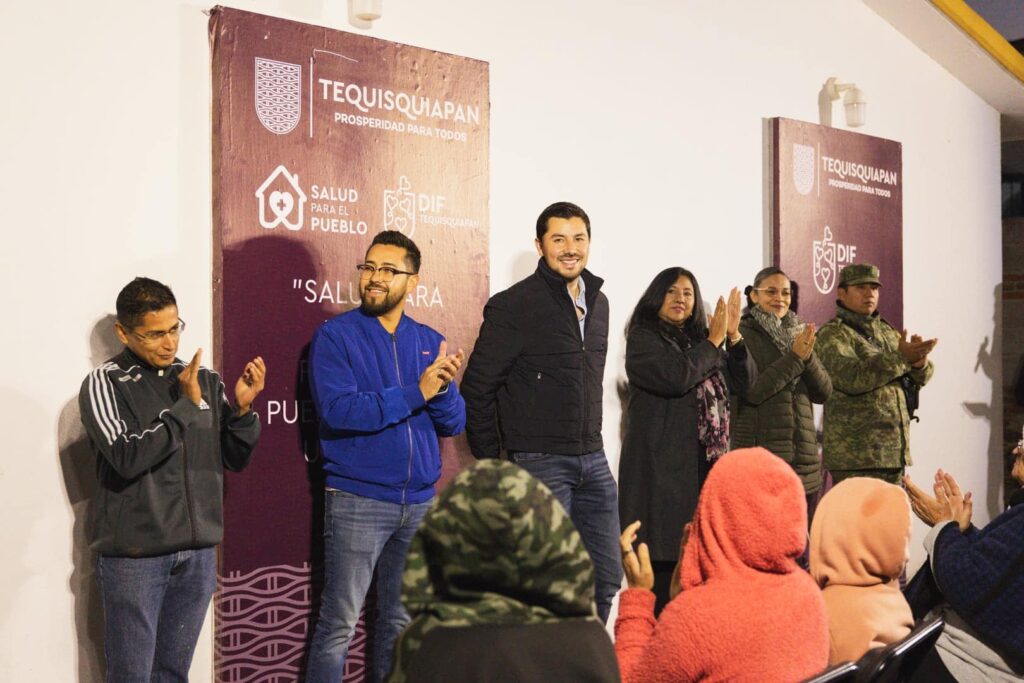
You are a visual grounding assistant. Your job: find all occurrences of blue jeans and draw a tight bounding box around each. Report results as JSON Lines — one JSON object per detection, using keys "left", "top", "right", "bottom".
{"left": 508, "top": 450, "right": 623, "bottom": 622}
{"left": 96, "top": 547, "right": 216, "bottom": 683}
{"left": 306, "top": 489, "right": 430, "bottom": 683}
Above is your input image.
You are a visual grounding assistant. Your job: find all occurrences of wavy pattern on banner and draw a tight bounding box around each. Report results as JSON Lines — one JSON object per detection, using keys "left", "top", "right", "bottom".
{"left": 215, "top": 562, "right": 370, "bottom": 682}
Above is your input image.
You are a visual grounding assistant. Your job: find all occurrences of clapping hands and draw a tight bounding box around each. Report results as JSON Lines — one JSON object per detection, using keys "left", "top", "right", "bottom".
{"left": 418, "top": 341, "right": 465, "bottom": 401}
{"left": 178, "top": 349, "right": 203, "bottom": 406}
{"left": 178, "top": 349, "right": 267, "bottom": 416}
{"left": 708, "top": 288, "right": 742, "bottom": 347}
{"left": 904, "top": 469, "right": 972, "bottom": 532}
{"left": 234, "top": 356, "right": 267, "bottom": 415}
{"left": 791, "top": 323, "right": 817, "bottom": 361}
{"left": 899, "top": 330, "right": 937, "bottom": 369}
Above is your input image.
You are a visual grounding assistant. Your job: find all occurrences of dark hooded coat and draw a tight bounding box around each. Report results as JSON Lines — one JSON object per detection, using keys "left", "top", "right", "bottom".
{"left": 618, "top": 322, "right": 754, "bottom": 562}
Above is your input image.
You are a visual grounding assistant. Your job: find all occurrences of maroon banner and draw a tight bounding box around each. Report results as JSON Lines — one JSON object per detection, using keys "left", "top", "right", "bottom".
{"left": 210, "top": 7, "right": 489, "bottom": 680}
{"left": 769, "top": 118, "right": 903, "bottom": 328}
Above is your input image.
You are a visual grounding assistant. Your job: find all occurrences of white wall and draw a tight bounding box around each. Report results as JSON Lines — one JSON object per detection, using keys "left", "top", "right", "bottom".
{"left": 0, "top": 1, "right": 1002, "bottom": 680}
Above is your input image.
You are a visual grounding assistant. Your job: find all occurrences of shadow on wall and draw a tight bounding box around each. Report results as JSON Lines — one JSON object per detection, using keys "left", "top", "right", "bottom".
{"left": 509, "top": 250, "right": 538, "bottom": 287}
{"left": 57, "top": 314, "right": 122, "bottom": 683}
{"left": 296, "top": 337, "right": 327, "bottom": 676}
{"left": 1009, "top": 354, "right": 1024, "bottom": 499}
{"left": 218, "top": 233, "right": 341, "bottom": 681}
{"left": 961, "top": 284, "right": 1004, "bottom": 518}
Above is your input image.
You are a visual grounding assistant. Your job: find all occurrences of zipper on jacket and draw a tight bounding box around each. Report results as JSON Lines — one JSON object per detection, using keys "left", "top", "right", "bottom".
{"left": 392, "top": 332, "right": 414, "bottom": 505}
{"left": 580, "top": 342, "right": 587, "bottom": 447}
{"left": 564, "top": 282, "right": 592, "bottom": 451}
{"left": 182, "top": 441, "right": 197, "bottom": 545}
{"left": 577, "top": 295, "right": 588, "bottom": 449}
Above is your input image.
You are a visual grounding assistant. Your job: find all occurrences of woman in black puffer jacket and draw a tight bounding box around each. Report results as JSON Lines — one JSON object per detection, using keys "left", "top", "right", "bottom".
{"left": 732, "top": 267, "right": 831, "bottom": 523}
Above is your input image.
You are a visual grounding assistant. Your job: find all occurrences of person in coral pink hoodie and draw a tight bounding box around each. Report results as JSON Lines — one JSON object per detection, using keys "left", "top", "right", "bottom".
{"left": 615, "top": 447, "right": 829, "bottom": 682}
{"left": 809, "top": 477, "right": 914, "bottom": 665}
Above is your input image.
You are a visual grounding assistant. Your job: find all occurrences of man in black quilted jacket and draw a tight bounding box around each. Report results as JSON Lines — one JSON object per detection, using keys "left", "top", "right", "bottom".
{"left": 462, "top": 202, "right": 622, "bottom": 622}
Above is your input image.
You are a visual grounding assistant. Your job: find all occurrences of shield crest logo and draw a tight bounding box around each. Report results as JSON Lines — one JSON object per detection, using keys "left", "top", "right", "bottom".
{"left": 792, "top": 143, "right": 815, "bottom": 196}
{"left": 813, "top": 226, "right": 837, "bottom": 294}
{"left": 254, "top": 58, "right": 301, "bottom": 135}
{"left": 383, "top": 176, "right": 417, "bottom": 237}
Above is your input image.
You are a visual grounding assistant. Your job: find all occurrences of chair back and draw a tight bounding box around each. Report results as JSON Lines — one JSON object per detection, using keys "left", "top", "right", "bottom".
{"left": 801, "top": 661, "right": 858, "bottom": 683}
{"left": 854, "top": 616, "right": 945, "bottom": 683}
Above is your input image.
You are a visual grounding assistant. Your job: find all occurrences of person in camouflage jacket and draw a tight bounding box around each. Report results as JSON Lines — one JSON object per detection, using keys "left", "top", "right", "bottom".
{"left": 387, "top": 460, "right": 619, "bottom": 683}
{"left": 816, "top": 264, "right": 936, "bottom": 483}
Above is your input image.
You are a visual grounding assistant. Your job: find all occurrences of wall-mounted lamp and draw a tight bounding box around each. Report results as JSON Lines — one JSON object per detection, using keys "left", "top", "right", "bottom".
{"left": 818, "top": 77, "right": 867, "bottom": 128}
{"left": 349, "top": 0, "right": 382, "bottom": 28}
{"left": 353, "top": 0, "right": 382, "bottom": 21}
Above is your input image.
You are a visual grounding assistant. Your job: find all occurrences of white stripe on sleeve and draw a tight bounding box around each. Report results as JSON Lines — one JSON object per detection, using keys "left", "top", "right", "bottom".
{"left": 87, "top": 368, "right": 119, "bottom": 445}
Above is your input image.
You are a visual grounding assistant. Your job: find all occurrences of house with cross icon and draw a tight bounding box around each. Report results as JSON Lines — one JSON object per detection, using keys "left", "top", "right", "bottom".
{"left": 256, "top": 164, "right": 308, "bottom": 231}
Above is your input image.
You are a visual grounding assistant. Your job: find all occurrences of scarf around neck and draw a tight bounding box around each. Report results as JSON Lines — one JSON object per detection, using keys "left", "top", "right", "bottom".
{"left": 749, "top": 307, "right": 806, "bottom": 391}
{"left": 664, "top": 323, "right": 731, "bottom": 462}
{"left": 749, "top": 306, "right": 803, "bottom": 354}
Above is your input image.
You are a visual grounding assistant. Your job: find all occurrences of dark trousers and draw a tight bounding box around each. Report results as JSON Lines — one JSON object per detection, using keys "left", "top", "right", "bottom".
{"left": 652, "top": 561, "right": 676, "bottom": 615}
{"left": 96, "top": 547, "right": 216, "bottom": 682}
{"left": 508, "top": 450, "right": 623, "bottom": 623}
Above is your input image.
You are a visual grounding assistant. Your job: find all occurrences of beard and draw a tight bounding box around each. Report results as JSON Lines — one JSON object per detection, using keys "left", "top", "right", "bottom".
{"left": 359, "top": 284, "right": 406, "bottom": 316}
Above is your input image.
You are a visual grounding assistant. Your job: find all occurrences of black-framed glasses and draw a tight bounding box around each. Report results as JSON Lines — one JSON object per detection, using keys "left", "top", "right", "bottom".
{"left": 130, "top": 319, "right": 186, "bottom": 345}
{"left": 356, "top": 264, "right": 416, "bottom": 282}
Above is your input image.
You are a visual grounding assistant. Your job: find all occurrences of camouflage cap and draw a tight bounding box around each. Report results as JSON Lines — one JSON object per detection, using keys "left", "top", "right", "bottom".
{"left": 838, "top": 263, "right": 882, "bottom": 287}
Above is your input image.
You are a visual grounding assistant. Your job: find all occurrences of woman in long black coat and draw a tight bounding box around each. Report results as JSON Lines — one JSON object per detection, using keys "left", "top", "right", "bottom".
{"left": 618, "top": 266, "right": 753, "bottom": 612}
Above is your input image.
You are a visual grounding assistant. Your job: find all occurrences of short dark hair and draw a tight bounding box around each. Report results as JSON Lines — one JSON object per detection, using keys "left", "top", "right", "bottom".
{"left": 116, "top": 277, "right": 177, "bottom": 329}
{"left": 369, "top": 230, "right": 421, "bottom": 273}
{"left": 625, "top": 266, "right": 708, "bottom": 339}
{"left": 535, "top": 202, "right": 591, "bottom": 241}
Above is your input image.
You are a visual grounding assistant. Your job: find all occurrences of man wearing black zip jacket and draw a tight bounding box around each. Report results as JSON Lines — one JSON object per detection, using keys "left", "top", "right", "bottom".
{"left": 78, "top": 277, "right": 265, "bottom": 682}
{"left": 462, "top": 201, "right": 622, "bottom": 622}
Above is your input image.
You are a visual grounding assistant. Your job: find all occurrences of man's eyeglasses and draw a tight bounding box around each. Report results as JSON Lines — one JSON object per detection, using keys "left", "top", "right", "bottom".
{"left": 130, "top": 320, "right": 186, "bottom": 345}
{"left": 356, "top": 264, "right": 416, "bottom": 282}
{"left": 754, "top": 288, "right": 792, "bottom": 299}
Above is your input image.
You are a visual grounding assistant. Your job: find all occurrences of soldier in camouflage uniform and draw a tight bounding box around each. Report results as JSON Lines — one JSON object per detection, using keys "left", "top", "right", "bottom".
{"left": 388, "top": 460, "right": 618, "bottom": 683}
{"left": 816, "top": 264, "right": 937, "bottom": 484}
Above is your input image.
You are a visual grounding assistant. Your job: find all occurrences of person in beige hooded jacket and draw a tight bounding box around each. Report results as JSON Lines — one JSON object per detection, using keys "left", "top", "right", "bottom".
{"left": 809, "top": 477, "right": 915, "bottom": 664}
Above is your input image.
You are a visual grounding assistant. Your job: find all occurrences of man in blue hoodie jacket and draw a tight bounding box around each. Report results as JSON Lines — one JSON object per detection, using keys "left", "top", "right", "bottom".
{"left": 306, "top": 230, "right": 466, "bottom": 683}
